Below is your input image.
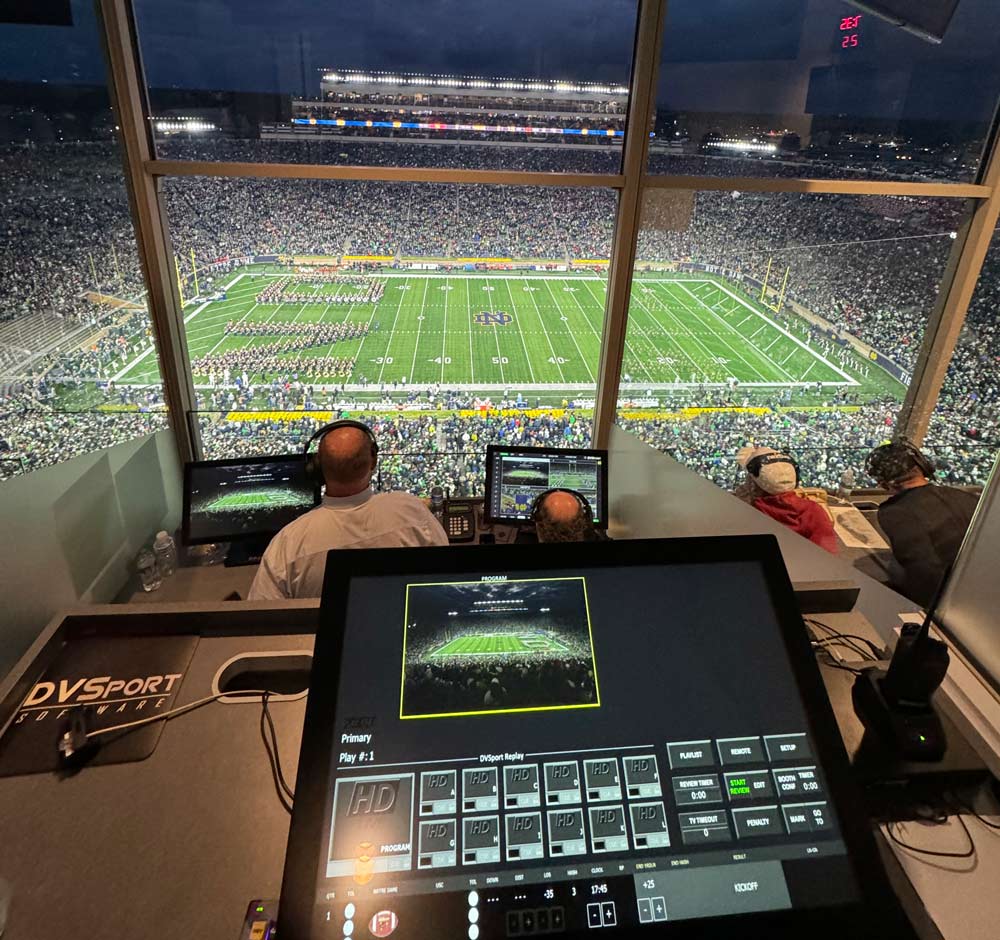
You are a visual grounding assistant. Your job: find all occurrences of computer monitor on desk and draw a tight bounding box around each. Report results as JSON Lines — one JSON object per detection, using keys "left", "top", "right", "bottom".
{"left": 182, "top": 455, "right": 319, "bottom": 565}
{"left": 278, "top": 536, "right": 916, "bottom": 940}
{"left": 484, "top": 445, "right": 609, "bottom": 528}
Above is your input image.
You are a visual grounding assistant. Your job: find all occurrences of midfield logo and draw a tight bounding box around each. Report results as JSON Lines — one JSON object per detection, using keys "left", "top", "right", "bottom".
{"left": 473, "top": 311, "right": 513, "bottom": 325}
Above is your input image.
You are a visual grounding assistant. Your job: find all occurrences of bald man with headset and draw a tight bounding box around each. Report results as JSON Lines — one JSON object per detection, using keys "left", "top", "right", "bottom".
{"left": 248, "top": 420, "right": 448, "bottom": 600}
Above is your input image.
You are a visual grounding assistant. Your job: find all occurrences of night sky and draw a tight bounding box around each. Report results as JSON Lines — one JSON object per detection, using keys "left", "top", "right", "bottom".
{"left": 0, "top": 0, "right": 998, "bottom": 124}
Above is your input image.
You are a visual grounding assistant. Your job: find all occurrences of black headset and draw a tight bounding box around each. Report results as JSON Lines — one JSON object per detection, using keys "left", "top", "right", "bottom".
{"left": 865, "top": 438, "right": 936, "bottom": 485}
{"left": 530, "top": 488, "right": 594, "bottom": 525}
{"left": 303, "top": 419, "right": 379, "bottom": 487}
{"left": 745, "top": 452, "right": 801, "bottom": 488}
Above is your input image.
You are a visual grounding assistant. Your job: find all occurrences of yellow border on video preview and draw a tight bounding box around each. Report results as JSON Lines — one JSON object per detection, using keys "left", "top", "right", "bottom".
{"left": 399, "top": 576, "right": 601, "bottom": 720}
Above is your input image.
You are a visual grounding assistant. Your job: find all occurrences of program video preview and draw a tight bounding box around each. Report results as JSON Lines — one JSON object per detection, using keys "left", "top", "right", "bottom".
{"left": 400, "top": 577, "right": 600, "bottom": 720}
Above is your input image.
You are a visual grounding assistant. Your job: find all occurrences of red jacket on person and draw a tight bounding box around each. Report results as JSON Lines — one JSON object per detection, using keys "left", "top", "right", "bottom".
{"left": 752, "top": 492, "right": 838, "bottom": 554}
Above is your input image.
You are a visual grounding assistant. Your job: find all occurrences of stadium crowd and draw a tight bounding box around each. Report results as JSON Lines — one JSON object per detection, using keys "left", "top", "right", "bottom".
{"left": 403, "top": 652, "right": 597, "bottom": 714}
{"left": 2, "top": 137, "right": 999, "bottom": 487}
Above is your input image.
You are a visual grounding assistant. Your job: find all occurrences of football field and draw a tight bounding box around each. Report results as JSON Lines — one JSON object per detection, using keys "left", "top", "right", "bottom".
{"left": 431, "top": 633, "right": 570, "bottom": 657}
{"left": 116, "top": 270, "right": 871, "bottom": 391}
{"left": 204, "top": 488, "right": 304, "bottom": 511}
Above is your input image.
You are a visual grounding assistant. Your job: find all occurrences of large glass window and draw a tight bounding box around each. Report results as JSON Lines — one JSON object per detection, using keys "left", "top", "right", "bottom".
{"left": 925, "top": 227, "right": 1000, "bottom": 485}
{"left": 0, "top": 0, "right": 167, "bottom": 480}
{"left": 133, "top": 0, "right": 637, "bottom": 173}
{"left": 648, "top": 0, "right": 1000, "bottom": 182}
{"left": 616, "top": 187, "right": 968, "bottom": 489}
{"left": 165, "top": 178, "right": 613, "bottom": 487}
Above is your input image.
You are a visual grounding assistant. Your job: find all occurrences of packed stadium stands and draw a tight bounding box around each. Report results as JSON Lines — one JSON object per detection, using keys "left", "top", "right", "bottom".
{"left": 1, "top": 136, "right": 998, "bottom": 489}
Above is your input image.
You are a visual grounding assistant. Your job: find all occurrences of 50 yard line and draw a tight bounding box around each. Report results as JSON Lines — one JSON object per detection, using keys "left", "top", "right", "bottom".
{"left": 502, "top": 279, "right": 536, "bottom": 383}
{"left": 485, "top": 278, "right": 507, "bottom": 385}
{"left": 465, "top": 278, "right": 476, "bottom": 384}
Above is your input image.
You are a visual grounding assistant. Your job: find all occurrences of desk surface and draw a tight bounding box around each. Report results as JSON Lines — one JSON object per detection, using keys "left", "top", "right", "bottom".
{"left": 1, "top": 607, "right": 998, "bottom": 940}
{"left": 0, "top": 631, "right": 310, "bottom": 940}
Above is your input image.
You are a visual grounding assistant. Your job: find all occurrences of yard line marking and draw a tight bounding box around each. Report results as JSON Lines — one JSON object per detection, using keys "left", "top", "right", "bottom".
{"left": 801, "top": 360, "right": 817, "bottom": 382}
{"left": 522, "top": 276, "right": 566, "bottom": 383}
{"left": 378, "top": 277, "right": 409, "bottom": 385}
{"left": 628, "top": 288, "right": 708, "bottom": 381}
{"left": 540, "top": 279, "right": 595, "bottom": 383}
{"left": 578, "top": 280, "right": 655, "bottom": 382}
{"left": 485, "top": 276, "right": 507, "bottom": 385}
{"left": 672, "top": 282, "right": 778, "bottom": 382}
{"left": 410, "top": 277, "right": 428, "bottom": 382}
{"left": 502, "top": 279, "right": 536, "bottom": 384}
{"left": 438, "top": 275, "right": 449, "bottom": 384}
{"left": 348, "top": 282, "right": 381, "bottom": 383}
{"left": 466, "top": 278, "right": 476, "bottom": 384}
{"left": 709, "top": 279, "right": 856, "bottom": 384}
{"left": 780, "top": 348, "right": 798, "bottom": 365}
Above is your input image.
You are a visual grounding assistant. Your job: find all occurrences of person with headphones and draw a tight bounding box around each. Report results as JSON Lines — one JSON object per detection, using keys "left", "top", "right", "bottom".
{"left": 248, "top": 420, "right": 448, "bottom": 600}
{"left": 735, "top": 445, "right": 838, "bottom": 554}
{"left": 866, "top": 440, "right": 978, "bottom": 606}
{"left": 531, "top": 489, "right": 600, "bottom": 542}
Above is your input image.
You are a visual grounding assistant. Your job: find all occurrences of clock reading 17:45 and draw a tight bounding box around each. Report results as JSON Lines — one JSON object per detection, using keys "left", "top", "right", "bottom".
{"left": 840, "top": 13, "right": 862, "bottom": 48}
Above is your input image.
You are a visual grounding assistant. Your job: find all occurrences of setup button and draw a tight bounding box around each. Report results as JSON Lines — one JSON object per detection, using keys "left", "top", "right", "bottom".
{"left": 764, "top": 733, "right": 813, "bottom": 763}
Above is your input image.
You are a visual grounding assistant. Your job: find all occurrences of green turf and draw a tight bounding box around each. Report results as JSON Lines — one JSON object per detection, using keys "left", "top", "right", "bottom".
{"left": 205, "top": 488, "right": 305, "bottom": 511}
{"left": 430, "top": 632, "right": 569, "bottom": 657}
{"left": 114, "top": 269, "right": 903, "bottom": 397}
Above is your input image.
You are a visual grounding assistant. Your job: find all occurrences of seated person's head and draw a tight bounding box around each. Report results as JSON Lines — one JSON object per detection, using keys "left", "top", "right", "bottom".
{"left": 320, "top": 423, "right": 378, "bottom": 496}
{"left": 865, "top": 441, "right": 934, "bottom": 493}
{"left": 531, "top": 488, "right": 598, "bottom": 542}
{"left": 736, "top": 446, "right": 799, "bottom": 497}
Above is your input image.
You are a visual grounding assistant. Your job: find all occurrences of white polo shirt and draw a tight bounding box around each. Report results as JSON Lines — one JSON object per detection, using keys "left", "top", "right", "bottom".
{"left": 248, "top": 487, "right": 449, "bottom": 600}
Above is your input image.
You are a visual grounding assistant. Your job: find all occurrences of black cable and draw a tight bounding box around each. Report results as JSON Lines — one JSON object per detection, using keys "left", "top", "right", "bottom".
{"left": 811, "top": 637, "right": 876, "bottom": 659}
{"left": 805, "top": 618, "right": 881, "bottom": 661}
{"left": 806, "top": 617, "right": 880, "bottom": 649}
{"left": 947, "top": 792, "right": 1000, "bottom": 832}
{"left": 260, "top": 693, "right": 294, "bottom": 814}
{"left": 885, "top": 814, "right": 976, "bottom": 859}
{"left": 263, "top": 692, "right": 295, "bottom": 801}
{"left": 814, "top": 652, "right": 864, "bottom": 676}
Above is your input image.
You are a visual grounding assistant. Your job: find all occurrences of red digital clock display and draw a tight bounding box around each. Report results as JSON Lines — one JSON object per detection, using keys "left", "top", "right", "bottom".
{"left": 840, "top": 13, "right": 862, "bottom": 48}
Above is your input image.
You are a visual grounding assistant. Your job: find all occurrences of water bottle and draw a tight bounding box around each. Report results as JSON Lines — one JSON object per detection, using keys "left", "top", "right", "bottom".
{"left": 153, "top": 530, "right": 178, "bottom": 577}
{"left": 137, "top": 550, "right": 162, "bottom": 593}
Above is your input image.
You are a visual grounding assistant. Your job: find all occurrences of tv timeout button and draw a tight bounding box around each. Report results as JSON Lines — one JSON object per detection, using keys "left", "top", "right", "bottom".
{"left": 634, "top": 862, "right": 791, "bottom": 921}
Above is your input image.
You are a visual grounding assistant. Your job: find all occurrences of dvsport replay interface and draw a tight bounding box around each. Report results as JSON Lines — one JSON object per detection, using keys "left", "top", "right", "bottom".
{"left": 279, "top": 541, "right": 908, "bottom": 940}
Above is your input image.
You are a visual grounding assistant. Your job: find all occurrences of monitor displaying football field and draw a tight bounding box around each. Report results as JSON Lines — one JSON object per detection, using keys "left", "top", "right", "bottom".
{"left": 484, "top": 445, "right": 608, "bottom": 526}
{"left": 400, "top": 577, "right": 599, "bottom": 719}
{"left": 182, "top": 455, "right": 319, "bottom": 544}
